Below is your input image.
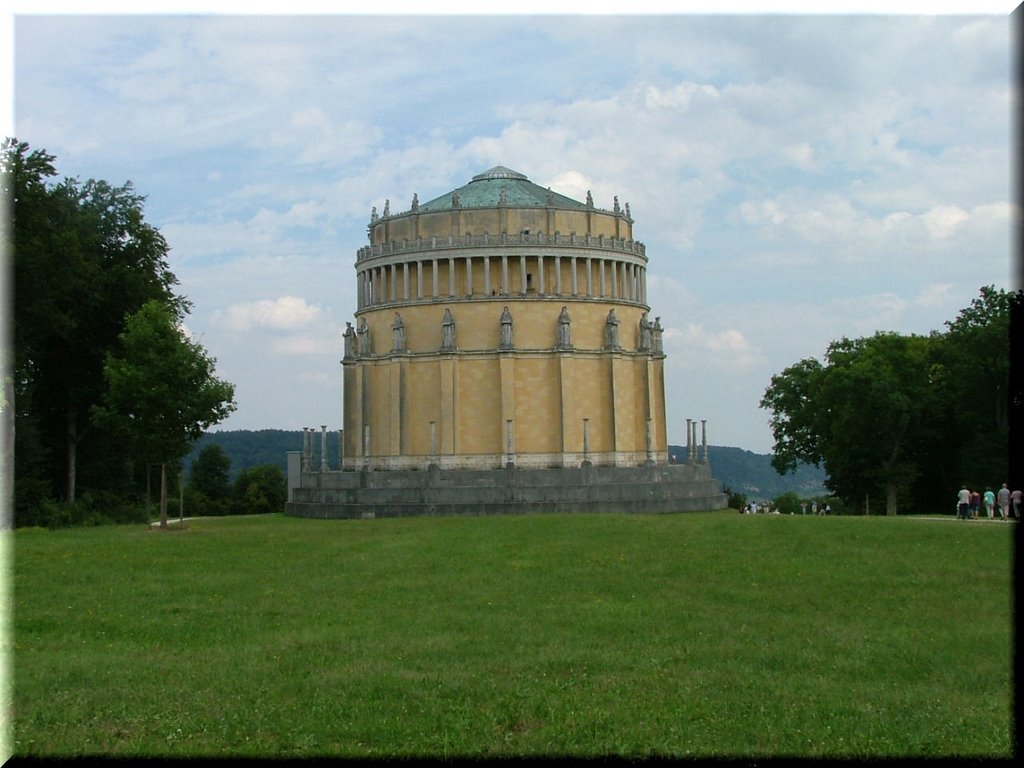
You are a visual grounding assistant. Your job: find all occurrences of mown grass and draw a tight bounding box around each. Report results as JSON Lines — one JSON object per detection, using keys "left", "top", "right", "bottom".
{"left": 8, "top": 511, "right": 1014, "bottom": 758}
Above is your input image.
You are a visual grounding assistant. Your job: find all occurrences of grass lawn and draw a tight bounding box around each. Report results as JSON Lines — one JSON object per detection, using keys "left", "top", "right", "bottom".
{"left": 7, "top": 511, "right": 1015, "bottom": 758}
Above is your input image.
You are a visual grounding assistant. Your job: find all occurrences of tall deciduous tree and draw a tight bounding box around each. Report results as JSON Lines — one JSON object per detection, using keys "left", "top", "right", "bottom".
{"left": 762, "top": 332, "right": 942, "bottom": 516}
{"left": 4, "top": 138, "right": 182, "bottom": 515}
{"left": 94, "top": 300, "right": 236, "bottom": 528}
{"left": 938, "top": 286, "right": 1011, "bottom": 485}
{"left": 761, "top": 288, "right": 1012, "bottom": 515}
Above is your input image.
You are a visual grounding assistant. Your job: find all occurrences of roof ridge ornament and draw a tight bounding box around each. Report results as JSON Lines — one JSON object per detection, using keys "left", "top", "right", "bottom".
{"left": 472, "top": 165, "right": 529, "bottom": 182}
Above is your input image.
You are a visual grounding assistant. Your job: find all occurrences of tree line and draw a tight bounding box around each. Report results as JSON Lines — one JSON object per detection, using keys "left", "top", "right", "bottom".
{"left": 760, "top": 286, "right": 1018, "bottom": 516}
{"left": 3, "top": 138, "right": 236, "bottom": 528}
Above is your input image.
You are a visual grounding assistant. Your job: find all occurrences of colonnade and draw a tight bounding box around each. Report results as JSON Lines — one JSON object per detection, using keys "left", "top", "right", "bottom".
{"left": 356, "top": 250, "right": 648, "bottom": 309}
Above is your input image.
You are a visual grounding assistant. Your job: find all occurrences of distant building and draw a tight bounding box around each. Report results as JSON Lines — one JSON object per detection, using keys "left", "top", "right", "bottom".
{"left": 287, "top": 166, "right": 726, "bottom": 517}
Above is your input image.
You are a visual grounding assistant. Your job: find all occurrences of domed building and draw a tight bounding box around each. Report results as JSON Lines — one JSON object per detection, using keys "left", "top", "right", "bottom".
{"left": 285, "top": 166, "right": 726, "bottom": 517}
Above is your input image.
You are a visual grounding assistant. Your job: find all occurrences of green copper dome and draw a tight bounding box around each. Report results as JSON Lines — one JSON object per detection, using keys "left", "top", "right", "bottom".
{"left": 418, "top": 165, "right": 588, "bottom": 212}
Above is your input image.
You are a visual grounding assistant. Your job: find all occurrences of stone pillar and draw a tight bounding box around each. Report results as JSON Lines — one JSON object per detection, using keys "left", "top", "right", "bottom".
{"left": 520, "top": 255, "right": 527, "bottom": 294}
{"left": 448, "top": 256, "right": 456, "bottom": 297}
{"left": 585, "top": 258, "right": 593, "bottom": 296}
{"left": 402, "top": 262, "right": 410, "bottom": 301}
{"left": 506, "top": 419, "right": 515, "bottom": 468}
{"left": 465, "top": 256, "right": 473, "bottom": 296}
{"left": 432, "top": 258, "right": 439, "bottom": 298}
{"left": 417, "top": 261, "right": 424, "bottom": 299}
{"left": 555, "top": 255, "right": 562, "bottom": 295}
{"left": 690, "top": 420, "right": 698, "bottom": 463}
{"left": 685, "top": 418, "right": 692, "bottom": 464}
{"left": 338, "top": 428, "right": 344, "bottom": 469}
{"left": 429, "top": 420, "right": 437, "bottom": 466}
{"left": 363, "top": 424, "right": 371, "bottom": 469}
{"left": 483, "top": 256, "right": 491, "bottom": 295}
{"left": 582, "top": 418, "right": 591, "bottom": 466}
{"left": 599, "top": 260, "right": 606, "bottom": 297}
{"left": 570, "top": 256, "right": 578, "bottom": 295}
{"left": 645, "top": 418, "right": 654, "bottom": 465}
{"left": 390, "top": 264, "right": 397, "bottom": 302}
{"left": 502, "top": 255, "right": 509, "bottom": 295}
{"left": 701, "top": 419, "right": 708, "bottom": 464}
{"left": 320, "top": 425, "right": 328, "bottom": 471}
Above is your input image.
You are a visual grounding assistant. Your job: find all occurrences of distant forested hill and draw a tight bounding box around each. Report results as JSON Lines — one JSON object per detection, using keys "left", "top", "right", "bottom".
{"left": 188, "top": 431, "right": 827, "bottom": 499}
{"left": 183, "top": 429, "right": 337, "bottom": 481}
{"left": 668, "top": 445, "right": 828, "bottom": 499}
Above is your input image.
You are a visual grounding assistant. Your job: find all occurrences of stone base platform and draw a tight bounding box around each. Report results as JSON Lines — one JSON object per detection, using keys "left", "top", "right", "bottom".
{"left": 284, "top": 462, "right": 728, "bottom": 519}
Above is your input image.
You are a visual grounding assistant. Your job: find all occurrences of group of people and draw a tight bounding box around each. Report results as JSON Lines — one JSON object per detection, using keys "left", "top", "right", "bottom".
{"left": 956, "top": 483, "right": 1021, "bottom": 521}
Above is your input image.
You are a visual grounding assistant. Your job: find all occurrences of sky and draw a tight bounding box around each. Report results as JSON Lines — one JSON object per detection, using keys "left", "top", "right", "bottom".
{"left": 5, "top": 2, "right": 1017, "bottom": 454}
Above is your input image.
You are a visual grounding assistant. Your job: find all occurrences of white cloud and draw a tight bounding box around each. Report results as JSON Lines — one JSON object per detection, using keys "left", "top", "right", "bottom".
{"left": 212, "top": 296, "right": 323, "bottom": 332}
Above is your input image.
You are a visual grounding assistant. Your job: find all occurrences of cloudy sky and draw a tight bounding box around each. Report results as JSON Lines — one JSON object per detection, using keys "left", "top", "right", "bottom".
{"left": 7, "top": 2, "right": 1016, "bottom": 454}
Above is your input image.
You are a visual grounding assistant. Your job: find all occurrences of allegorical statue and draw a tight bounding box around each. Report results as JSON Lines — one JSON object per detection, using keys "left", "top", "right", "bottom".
{"left": 499, "top": 306, "right": 513, "bottom": 349}
{"left": 652, "top": 316, "right": 664, "bottom": 354}
{"left": 357, "top": 317, "right": 371, "bottom": 355}
{"left": 556, "top": 306, "right": 572, "bottom": 349}
{"left": 343, "top": 321, "right": 356, "bottom": 359}
{"left": 392, "top": 313, "right": 405, "bottom": 352}
{"left": 441, "top": 308, "right": 456, "bottom": 351}
{"left": 605, "top": 309, "right": 620, "bottom": 349}
{"left": 639, "top": 312, "right": 652, "bottom": 352}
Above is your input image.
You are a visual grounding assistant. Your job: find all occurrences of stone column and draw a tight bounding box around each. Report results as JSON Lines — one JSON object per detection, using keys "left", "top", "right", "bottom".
{"left": 570, "top": 256, "right": 578, "bottom": 295}
{"left": 390, "top": 264, "right": 397, "bottom": 302}
{"left": 429, "top": 420, "right": 437, "bottom": 466}
{"left": 416, "top": 261, "right": 424, "bottom": 299}
{"left": 448, "top": 256, "right": 456, "bottom": 297}
{"left": 363, "top": 424, "right": 371, "bottom": 469}
{"left": 506, "top": 419, "right": 515, "bottom": 468}
{"left": 582, "top": 418, "right": 591, "bottom": 466}
{"left": 537, "top": 255, "right": 545, "bottom": 295}
{"left": 483, "top": 256, "right": 491, "bottom": 295}
{"left": 555, "top": 255, "right": 562, "bottom": 295}
{"left": 402, "top": 263, "right": 410, "bottom": 301}
{"left": 520, "top": 255, "right": 527, "bottom": 294}
{"left": 432, "top": 259, "right": 439, "bottom": 298}
{"left": 701, "top": 419, "right": 708, "bottom": 463}
{"left": 599, "top": 260, "right": 606, "bottom": 297}
{"left": 502, "top": 255, "right": 509, "bottom": 295}
{"left": 465, "top": 256, "right": 473, "bottom": 296}
{"left": 585, "top": 258, "right": 593, "bottom": 296}
{"left": 685, "top": 418, "right": 692, "bottom": 464}
{"left": 320, "top": 425, "right": 328, "bottom": 471}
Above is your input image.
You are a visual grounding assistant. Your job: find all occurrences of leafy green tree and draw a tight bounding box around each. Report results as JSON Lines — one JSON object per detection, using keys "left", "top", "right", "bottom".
{"left": 762, "top": 331, "right": 943, "bottom": 515}
{"left": 94, "top": 300, "right": 236, "bottom": 528}
{"left": 936, "top": 285, "right": 1012, "bottom": 486}
{"left": 4, "top": 138, "right": 183, "bottom": 519}
{"left": 188, "top": 444, "right": 232, "bottom": 501}
{"left": 233, "top": 464, "right": 287, "bottom": 515}
{"left": 771, "top": 491, "right": 802, "bottom": 515}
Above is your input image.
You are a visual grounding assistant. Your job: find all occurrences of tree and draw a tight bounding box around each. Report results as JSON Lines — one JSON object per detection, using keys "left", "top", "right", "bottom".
{"left": 188, "top": 444, "right": 232, "bottom": 502}
{"left": 761, "top": 331, "right": 943, "bottom": 516}
{"left": 233, "top": 464, "right": 286, "bottom": 515}
{"left": 94, "top": 300, "right": 236, "bottom": 528}
{"left": 937, "top": 285, "right": 1012, "bottom": 486}
{"left": 5, "top": 138, "right": 183, "bottom": 517}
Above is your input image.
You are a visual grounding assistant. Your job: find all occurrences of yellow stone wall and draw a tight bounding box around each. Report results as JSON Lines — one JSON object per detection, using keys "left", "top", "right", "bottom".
{"left": 360, "top": 300, "right": 648, "bottom": 354}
